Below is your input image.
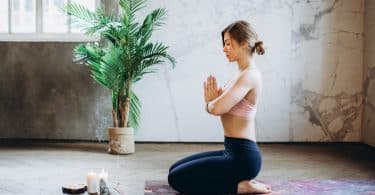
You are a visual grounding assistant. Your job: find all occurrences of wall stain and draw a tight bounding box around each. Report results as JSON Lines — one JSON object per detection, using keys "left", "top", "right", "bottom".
{"left": 292, "top": 0, "right": 340, "bottom": 45}
{"left": 292, "top": 81, "right": 362, "bottom": 141}
{"left": 363, "top": 66, "right": 375, "bottom": 111}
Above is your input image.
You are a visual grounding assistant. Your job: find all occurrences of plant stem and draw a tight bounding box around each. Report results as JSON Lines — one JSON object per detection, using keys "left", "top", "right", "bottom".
{"left": 112, "top": 109, "right": 119, "bottom": 127}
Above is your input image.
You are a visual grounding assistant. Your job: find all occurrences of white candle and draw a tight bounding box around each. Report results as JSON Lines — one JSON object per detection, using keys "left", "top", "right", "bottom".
{"left": 98, "top": 169, "right": 109, "bottom": 184}
{"left": 86, "top": 170, "right": 98, "bottom": 193}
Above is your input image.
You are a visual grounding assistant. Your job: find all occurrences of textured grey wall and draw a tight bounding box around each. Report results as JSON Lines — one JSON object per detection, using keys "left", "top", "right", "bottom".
{"left": 0, "top": 42, "right": 109, "bottom": 140}
{"left": 363, "top": 0, "right": 375, "bottom": 147}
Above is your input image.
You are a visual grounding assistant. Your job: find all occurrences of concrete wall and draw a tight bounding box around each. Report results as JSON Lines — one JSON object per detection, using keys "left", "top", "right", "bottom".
{"left": 0, "top": 0, "right": 367, "bottom": 142}
{"left": 362, "top": 0, "right": 375, "bottom": 147}
{"left": 0, "top": 43, "right": 106, "bottom": 140}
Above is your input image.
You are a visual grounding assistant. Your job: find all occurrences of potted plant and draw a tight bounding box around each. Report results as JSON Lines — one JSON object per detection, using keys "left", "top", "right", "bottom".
{"left": 64, "top": 0, "right": 175, "bottom": 154}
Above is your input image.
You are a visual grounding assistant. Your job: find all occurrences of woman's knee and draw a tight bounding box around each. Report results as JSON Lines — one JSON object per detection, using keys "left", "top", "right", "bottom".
{"left": 168, "top": 164, "right": 174, "bottom": 173}
{"left": 168, "top": 171, "right": 181, "bottom": 191}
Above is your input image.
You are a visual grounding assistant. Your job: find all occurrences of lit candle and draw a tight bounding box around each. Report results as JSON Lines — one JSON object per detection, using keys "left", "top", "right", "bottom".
{"left": 86, "top": 170, "right": 98, "bottom": 193}
{"left": 98, "top": 169, "right": 109, "bottom": 184}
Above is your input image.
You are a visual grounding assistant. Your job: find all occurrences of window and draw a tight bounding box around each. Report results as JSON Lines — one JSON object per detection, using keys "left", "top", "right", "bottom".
{"left": 0, "top": 0, "right": 99, "bottom": 41}
{"left": 43, "top": 0, "right": 68, "bottom": 33}
{"left": 11, "top": 0, "right": 36, "bottom": 33}
{"left": 0, "top": 0, "right": 8, "bottom": 32}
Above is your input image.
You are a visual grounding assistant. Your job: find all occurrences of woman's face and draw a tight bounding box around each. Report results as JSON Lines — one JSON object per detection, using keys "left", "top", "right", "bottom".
{"left": 223, "top": 32, "right": 246, "bottom": 62}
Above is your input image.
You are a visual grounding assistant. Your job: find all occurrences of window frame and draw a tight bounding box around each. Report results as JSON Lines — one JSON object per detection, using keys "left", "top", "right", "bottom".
{"left": 0, "top": 0, "right": 101, "bottom": 42}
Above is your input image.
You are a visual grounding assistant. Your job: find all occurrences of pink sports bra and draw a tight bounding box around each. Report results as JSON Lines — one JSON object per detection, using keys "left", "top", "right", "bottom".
{"left": 227, "top": 98, "right": 257, "bottom": 118}
{"left": 223, "top": 67, "right": 257, "bottom": 118}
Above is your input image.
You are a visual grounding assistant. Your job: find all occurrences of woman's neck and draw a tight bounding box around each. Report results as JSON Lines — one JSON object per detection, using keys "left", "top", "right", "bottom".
{"left": 237, "top": 55, "right": 253, "bottom": 72}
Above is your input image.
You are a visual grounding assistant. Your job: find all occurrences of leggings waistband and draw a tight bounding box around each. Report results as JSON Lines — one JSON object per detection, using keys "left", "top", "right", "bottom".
{"left": 224, "top": 136, "right": 259, "bottom": 153}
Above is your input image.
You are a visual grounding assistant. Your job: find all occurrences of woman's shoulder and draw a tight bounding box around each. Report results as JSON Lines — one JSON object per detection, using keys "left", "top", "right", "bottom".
{"left": 242, "top": 67, "right": 261, "bottom": 79}
{"left": 238, "top": 68, "right": 261, "bottom": 87}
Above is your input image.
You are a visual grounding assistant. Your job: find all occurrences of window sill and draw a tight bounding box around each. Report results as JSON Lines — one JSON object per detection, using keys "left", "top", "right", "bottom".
{"left": 0, "top": 33, "right": 100, "bottom": 42}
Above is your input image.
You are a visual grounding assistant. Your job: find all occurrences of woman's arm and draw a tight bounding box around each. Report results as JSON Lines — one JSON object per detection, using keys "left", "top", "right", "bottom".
{"left": 206, "top": 70, "right": 258, "bottom": 115}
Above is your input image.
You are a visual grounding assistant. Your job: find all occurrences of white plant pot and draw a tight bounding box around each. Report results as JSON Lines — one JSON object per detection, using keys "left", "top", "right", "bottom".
{"left": 108, "top": 127, "right": 135, "bottom": 154}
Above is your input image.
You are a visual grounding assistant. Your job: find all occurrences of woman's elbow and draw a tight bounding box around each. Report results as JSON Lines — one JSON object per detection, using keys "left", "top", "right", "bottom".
{"left": 211, "top": 106, "right": 229, "bottom": 116}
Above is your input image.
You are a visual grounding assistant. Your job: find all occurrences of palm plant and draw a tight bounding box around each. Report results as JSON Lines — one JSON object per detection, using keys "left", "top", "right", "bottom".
{"left": 64, "top": 0, "right": 175, "bottom": 130}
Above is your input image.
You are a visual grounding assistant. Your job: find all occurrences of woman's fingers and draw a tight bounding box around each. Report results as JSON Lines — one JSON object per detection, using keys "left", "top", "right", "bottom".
{"left": 209, "top": 75, "right": 217, "bottom": 90}
{"left": 218, "top": 87, "right": 223, "bottom": 95}
{"left": 208, "top": 75, "right": 212, "bottom": 89}
{"left": 206, "top": 76, "right": 210, "bottom": 90}
{"left": 204, "top": 75, "right": 222, "bottom": 102}
{"left": 212, "top": 76, "right": 217, "bottom": 90}
{"left": 208, "top": 75, "right": 214, "bottom": 88}
{"left": 206, "top": 75, "right": 219, "bottom": 92}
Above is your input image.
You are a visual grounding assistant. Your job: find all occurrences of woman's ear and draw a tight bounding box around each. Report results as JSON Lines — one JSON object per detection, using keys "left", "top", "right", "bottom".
{"left": 239, "top": 41, "right": 247, "bottom": 48}
{"left": 241, "top": 42, "right": 250, "bottom": 51}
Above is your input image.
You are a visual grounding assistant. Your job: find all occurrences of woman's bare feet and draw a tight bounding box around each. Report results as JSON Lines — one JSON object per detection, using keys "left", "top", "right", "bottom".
{"left": 237, "top": 179, "right": 272, "bottom": 194}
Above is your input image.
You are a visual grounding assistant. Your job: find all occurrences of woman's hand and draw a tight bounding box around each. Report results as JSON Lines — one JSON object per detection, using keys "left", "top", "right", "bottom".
{"left": 203, "top": 75, "right": 223, "bottom": 104}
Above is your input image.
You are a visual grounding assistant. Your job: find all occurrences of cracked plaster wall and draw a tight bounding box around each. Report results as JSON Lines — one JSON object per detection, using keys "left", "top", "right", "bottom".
{"left": 0, "top": 0, "right": 368, "bottom": 142}
{"left": 290, "top": 0, "right": 364, "bottom": 142}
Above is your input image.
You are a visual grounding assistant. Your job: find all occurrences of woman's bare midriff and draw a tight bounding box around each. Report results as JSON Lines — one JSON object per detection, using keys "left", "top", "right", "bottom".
{"left": 220, "top": 113, "right": 257, "bottom": 142}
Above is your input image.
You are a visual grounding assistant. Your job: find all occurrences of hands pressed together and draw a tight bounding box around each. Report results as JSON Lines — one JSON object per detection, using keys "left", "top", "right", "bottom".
{"left": 203, "top": 75, "right": 223, "bottom": 104}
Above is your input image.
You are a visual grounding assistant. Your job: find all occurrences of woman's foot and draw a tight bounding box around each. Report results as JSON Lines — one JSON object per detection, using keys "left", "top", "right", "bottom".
{"left": 237, "top": 179, "right": 272, "bottom": 194}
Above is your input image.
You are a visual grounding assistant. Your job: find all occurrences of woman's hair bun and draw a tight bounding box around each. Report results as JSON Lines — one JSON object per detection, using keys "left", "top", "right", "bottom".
{"left": 254, "top": 41, "right": 265, "bottom": 55}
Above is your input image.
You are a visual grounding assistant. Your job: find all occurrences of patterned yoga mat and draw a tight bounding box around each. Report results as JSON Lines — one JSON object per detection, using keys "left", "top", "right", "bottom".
{"left": 144, "top": 179, "right": 375, "bottom": 195}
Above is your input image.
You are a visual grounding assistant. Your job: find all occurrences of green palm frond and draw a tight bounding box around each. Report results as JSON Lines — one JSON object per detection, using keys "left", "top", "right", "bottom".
{"left": 137, "top": 8, "right": 167, "bottom": 47}
{"left": 129, "top": 91, "right": 141, "bottom": 130}
{"left": 132, "top": 42, "right": 176, "bottom": 82}
{"left": 143, "top": 42, "right": 176, "bottom": 67}
{"left": 99, "top": 44, "right": 126, "bottom": 91}
{"left": 133, "top": 67, "right": 157, "bottom": 82}
{"left": 73, "top": 42, "right": 103, "bottom": 63}
{"left": 73, "top": 42, "right": 127, "bottom": 91}
{"left": 119, "top": 0, "right": 146, "bottom": 26}
{"left": 142, "top": 8, "right": 167, "bottom": 30}
{"left": 64, "top": 2, "right": 116, "bottom": 36}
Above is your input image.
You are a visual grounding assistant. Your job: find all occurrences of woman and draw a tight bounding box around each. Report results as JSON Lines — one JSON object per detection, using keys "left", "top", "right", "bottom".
{"left": 168, "top": 20, "right": 272, "bottom": 194}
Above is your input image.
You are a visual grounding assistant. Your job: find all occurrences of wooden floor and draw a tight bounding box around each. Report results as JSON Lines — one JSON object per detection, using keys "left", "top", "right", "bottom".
{"left": 0, "top": 141, "right": 373, "bottom": 194}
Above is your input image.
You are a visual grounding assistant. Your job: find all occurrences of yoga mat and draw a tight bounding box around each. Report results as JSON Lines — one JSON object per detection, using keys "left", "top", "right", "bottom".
{"left": 144, "top": 179, "right": 375, "bottom": 195}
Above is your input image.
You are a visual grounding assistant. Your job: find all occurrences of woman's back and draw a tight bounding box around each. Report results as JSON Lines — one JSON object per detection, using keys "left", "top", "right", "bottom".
{"left": 220, "top": 67, "right": 262, "bottom": 142}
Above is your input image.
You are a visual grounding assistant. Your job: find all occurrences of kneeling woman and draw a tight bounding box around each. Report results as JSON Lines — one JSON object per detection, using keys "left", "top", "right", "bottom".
{"left": 168, "top": 20, "right": 272, "bottom": 194}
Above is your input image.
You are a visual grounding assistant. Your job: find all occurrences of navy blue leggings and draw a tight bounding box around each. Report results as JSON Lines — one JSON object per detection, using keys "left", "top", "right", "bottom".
{"left": 168, "top": 136, "right": 262, "bottom": 194}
